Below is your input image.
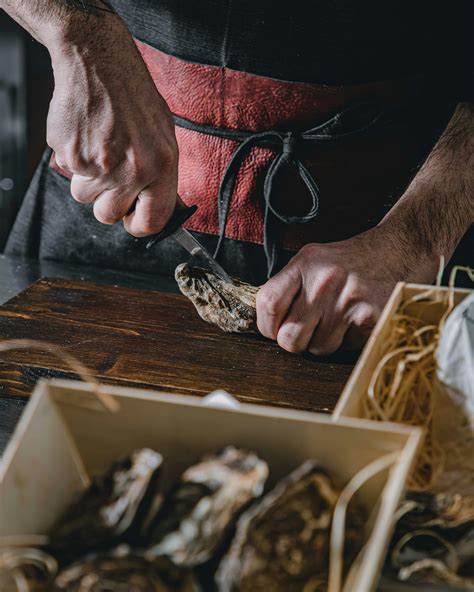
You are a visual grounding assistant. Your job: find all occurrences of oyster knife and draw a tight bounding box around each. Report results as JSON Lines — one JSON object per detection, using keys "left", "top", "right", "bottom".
{"left": 146, "top": 199, "right": 233, "bottom": 284}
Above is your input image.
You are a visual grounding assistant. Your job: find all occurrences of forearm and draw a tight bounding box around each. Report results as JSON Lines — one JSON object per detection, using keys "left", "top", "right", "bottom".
{"left": 0, "top": 0, "right": 122, "bottom": 56}
{"left": 379, "top": 102, "right": 474, "bottom": 263}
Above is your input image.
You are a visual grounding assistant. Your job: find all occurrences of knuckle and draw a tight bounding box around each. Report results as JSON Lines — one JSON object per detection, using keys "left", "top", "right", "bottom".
{"left": 159, "top": 139, "right": 179, "bottom": 167}
{"left": 256, "top": 287, "right": 281, "bottom": 317}
{"left": 313, "top": 266, "right": 347, "bottom": 297}
{"left": 127, "top": 156, "right": 145, "bottom": 183}
{"left": 340, "top": 277, "right": 364, "bottom": 311}
{"left": 298, "top": 243, "right": 318, "bottom": 261}
{"left": 352, "top": 305, "right": 379, "bottom": 329}
{"left": 46, "top": 131, "right": 58, "bottom": 151}
{"left": 95, "top": 150, "right": 116, "bottom": 176}
{"left": 63, "top": 150, "right": 87, "bottom": 173}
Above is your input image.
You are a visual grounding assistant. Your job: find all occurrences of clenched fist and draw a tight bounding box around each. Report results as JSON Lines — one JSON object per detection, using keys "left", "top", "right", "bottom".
{"left": 47, "top": 12, "right": 178, "bottom": 237}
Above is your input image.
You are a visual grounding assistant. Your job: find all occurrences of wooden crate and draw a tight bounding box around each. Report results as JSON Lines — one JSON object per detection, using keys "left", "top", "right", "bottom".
{"left": 334, "top": 282, "right": 472, "bottom": 420}
{"left": 0, "top": 379, "right": 422, "bottom": 591}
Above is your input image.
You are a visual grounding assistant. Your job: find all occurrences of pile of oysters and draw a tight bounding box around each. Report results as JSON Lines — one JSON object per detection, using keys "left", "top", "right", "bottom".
{"left": 0, "top": 447, "right": 365, "bottom": 591}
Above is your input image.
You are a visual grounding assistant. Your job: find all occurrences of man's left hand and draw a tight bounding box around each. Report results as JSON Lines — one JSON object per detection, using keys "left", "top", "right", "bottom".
{"left": 256, "top": 225, "right": 438, "bottom": 355}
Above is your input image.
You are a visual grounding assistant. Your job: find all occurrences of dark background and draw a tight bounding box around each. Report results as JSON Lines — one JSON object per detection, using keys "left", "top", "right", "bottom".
{"left": 0, "top": 11, "right": 53, "bottom": 250}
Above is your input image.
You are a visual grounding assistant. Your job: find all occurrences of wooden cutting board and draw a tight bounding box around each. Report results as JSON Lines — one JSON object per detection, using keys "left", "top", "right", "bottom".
{"left": 0, "top": 278, "right": 356, "bottom": 412}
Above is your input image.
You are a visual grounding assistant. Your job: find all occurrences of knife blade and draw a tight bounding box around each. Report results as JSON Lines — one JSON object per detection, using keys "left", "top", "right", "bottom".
{"left": 171, "top": 226, "right": 233, "bottom": 284}
{"left": 145, "top": 198, "right": 233, "bottom": 284}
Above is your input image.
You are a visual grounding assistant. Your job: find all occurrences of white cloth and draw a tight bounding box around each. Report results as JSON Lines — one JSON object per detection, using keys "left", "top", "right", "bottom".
{"left": 433, "top": 293, "right": 474, "bottom": 495}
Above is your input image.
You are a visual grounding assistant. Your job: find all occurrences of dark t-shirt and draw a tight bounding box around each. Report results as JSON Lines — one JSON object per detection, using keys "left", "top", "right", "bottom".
{"left": 109, "top": 0, "right": 473, "bottom": 97}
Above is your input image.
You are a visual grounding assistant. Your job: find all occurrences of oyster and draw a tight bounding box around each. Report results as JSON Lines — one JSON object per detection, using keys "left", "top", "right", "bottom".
{"left": 175, "top": 263, "right": 259, "bottom": 333}
{"left": 395, "top": 492, "right": 474, "bottom": 530}
{"left": 0, "top": 547, "right": 57, "bottom": 592}
{"left": 50, "top": 449, "right": 163, "bottom": 557}
{"left": 216, "top": 460, "right": 365, "bottom": 592}
{"left": 146, "top": 446, "right": 269, "bottom": 567}
{"left": 398, "top": 558, "right": 474, "bottom": 589}
{"left": 54, "top": 551, "right": 200, "bottom": 592}
{"left": 390, "top": 491, "right": 474, "bottom": 588}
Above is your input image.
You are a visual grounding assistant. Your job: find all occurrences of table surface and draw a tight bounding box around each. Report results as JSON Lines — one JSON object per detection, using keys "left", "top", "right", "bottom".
{"left": 0, "top": 255, "right": 455, "bottom": 592}
{"left": 0, "top": 254, "right": 181, "bottom": 455}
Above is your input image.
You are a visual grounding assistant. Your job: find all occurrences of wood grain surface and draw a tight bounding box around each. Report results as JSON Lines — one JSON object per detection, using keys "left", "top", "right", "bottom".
{"left": 0, "top": 279, "right": 357, "bottom": 412}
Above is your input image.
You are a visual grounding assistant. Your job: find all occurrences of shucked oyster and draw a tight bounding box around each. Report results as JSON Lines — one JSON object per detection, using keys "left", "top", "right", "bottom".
{"left": 175, "top": 263, "right": 259, "bottom": 333}
{"left": 146, "top": 446, "right": 269, "bottom": 567}
{"left": 50, "top": 449, "right": 163, "bottom": 558}
{"left": 54, "top": 551, "right": 200, "bottom": 592}
{"left": 216, "top": 460, "right": 365, "bottom": 592}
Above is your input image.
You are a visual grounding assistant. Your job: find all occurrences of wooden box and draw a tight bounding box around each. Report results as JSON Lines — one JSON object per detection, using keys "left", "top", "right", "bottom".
{"left": 0, "top": 379, "right": 422, "bottom": 591}
{"left": 334, "top": 282, "right": 472, "bottom": 420}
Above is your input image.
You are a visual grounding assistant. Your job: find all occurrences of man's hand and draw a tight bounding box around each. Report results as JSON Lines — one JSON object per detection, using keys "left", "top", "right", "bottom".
{"left": 258, "top": 103, "right": 474, "bottom": 355}
{"left": 257, "top": 227, "right": 438, "bottom": 355}
{"left": 1, "top": 1, "right": 178, "bottom": 237}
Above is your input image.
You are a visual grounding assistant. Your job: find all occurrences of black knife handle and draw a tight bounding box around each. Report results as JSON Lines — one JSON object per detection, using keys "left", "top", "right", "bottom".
{"left": 146, "top": 203, "right": 198, "bottom": 250}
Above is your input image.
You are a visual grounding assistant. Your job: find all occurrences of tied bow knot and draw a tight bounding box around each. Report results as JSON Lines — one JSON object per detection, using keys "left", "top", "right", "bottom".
{"left": 174, "top": 101, "right": 384, "bottom": 278}
{"left": 281, "top": 131, "right": 297, "bottom": 160}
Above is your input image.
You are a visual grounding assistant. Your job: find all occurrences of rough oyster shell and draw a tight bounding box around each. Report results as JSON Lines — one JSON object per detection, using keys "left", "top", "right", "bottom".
{"left": 54, "top": 551, "right": 199, "bottom": 592}
{"left": 175, "top": 263, "right": 259, "bottom": 333}
{"left": 390, "top": 491, "right": 474, "bottom": 588}
{"left": 146, "top": 446, "right": 269, "bottom": 567}
{"left": 50, "top": 449, "right": 163, "bottom": 557}
{"left": 216, "top": 460, "right": 365, "bottom": 592}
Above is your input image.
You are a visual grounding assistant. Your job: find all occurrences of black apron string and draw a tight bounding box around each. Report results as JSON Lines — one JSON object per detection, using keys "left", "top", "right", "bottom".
{"left": 174, "top": 100, "right": 384, "bottom": 278}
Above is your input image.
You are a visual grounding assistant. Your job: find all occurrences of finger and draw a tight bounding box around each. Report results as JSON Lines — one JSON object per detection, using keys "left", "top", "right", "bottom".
{"left": 308, "top": 312, "right": 349, "bottom": 356}
{"left": 93, "top": 187, "right": 138, "bottom": 225}
{"left": 123, "top": 183, "right": 176, "bottom": 237}
{"left": 53, "top": 151, "right": 100, "bottom": 176}
{"left": 70, "top": 174, "right": 107, "bottom": 204}
{"left": 51, "top": 152, "right": 73, "bottom": 176}
{"left": 342, "top": 303, "right": 379, "bottom": 351}
{"left": 256, "top": 265, "right": 301, "bottom": 340}
{"left": 276, "top": 291, "right": 321, "bottom": 353}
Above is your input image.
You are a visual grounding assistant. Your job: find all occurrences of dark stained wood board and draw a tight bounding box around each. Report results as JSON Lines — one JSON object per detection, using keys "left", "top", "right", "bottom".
{"left": 0, "top": 278, "right": 357, "bottom": 412}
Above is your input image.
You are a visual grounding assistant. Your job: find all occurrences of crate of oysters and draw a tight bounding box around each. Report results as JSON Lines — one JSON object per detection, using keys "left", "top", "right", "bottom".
{"left": 0, "top": 360, "right": 423, "bottom": 592}
{"left": 334, "top": 266, "right": 474, "bottom": 589}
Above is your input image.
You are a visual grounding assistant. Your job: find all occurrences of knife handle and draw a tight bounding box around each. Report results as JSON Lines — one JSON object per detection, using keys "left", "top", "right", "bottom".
{"left": 146, "top": 198, "right": 198, "bottom": 250}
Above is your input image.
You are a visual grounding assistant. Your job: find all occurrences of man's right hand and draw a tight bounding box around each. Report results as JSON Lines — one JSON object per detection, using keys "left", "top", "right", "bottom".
{"left": 1, "top": 1, "right": 178, "bottom": 237}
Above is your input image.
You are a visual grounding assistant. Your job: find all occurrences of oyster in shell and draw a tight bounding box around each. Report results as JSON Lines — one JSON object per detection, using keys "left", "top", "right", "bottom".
{"left": 50, "top": 449, "right": 163, "bottom": 557}
{"left": 175, "top": 263, "right": 259, "bottom": 333}
{"left": 390, "top": 492, "right": 474, "bottom": 588}
{"left": 146, "top": 446, "right": 269, "bottom": 567}
{"left": 216, "top": 460, "right": 365, "bottom": 592}
{"left": 54, "top": 551, "right": 200, "bottom": 592}
{"left": 0, "top": 547, "right": 57, "bottom": 592}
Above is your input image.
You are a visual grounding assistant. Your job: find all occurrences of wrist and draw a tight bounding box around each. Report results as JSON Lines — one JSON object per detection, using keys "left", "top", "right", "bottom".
{"left": 45, "top": 8, "right": 127, "bottom": 66}
{"left": 375, "top": 194, "right": 447, "bottom": 280}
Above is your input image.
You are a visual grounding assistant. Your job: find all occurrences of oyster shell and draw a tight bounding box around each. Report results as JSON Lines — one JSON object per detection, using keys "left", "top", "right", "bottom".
{"left": 54, "top": 551, "right": 200, "bottom": 592}
{"left": 0, "top": 547, "right": 57, "bottom": 592}
{"left": 216, "top": 460, "right": 365, "bottom": 592}
{"left": 146, "top": 446, "right": 269, "bottom": 567}
{"left": 390, "top": 491, "right": 474, "bottom": 588}
{"left": 175, "top": 263, "right": 259, "bottom": 333}
{"left": 50, "top": 449, "right": 163, "bottom": 557}
{"left": 396, "top": 492, "right": 474, "bottom": 530}
{"left": 398, "top": 558, "right": 474, "bottom": 589}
